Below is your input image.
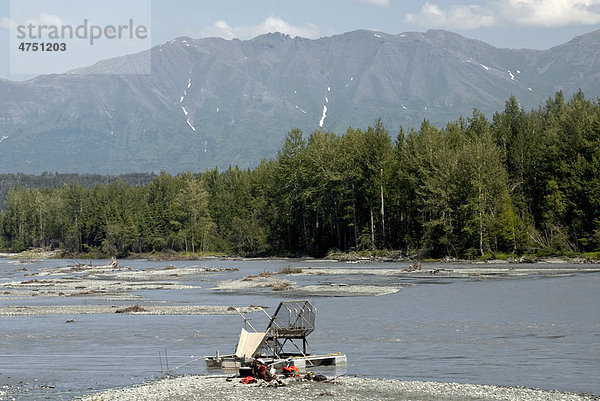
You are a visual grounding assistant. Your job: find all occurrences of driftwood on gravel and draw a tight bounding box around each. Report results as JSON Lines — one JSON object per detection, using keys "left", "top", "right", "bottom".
{"left": 403, "top": 260, "right": 422, "bottom": 272}
{"left": 115, "top": 304, "right": 148, "bottom": 313}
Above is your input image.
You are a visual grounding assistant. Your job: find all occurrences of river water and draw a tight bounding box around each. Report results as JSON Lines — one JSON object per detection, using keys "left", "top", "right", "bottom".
{"left": 1, "top": 258, "right": 599, "bottom": 399}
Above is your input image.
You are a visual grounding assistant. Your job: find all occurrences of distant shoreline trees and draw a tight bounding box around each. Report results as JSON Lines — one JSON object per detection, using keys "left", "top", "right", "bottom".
{"left": 1, "top": 91, "right": 599, "bottom": 258}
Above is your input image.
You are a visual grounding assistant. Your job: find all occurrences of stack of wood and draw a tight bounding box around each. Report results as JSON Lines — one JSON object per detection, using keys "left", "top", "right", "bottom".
{"left": 403, "top": 260, "right": 422, "bottom": 272}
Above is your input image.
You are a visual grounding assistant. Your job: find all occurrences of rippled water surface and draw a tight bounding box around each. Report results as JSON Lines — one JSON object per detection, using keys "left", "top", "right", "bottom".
{"left": 1, "top": 258, "right": 598, "bottom": 399}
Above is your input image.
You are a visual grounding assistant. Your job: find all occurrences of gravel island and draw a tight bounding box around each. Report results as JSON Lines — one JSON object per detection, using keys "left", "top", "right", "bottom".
{"left": 78, "top": 375, "right": 599, "bottom": 401}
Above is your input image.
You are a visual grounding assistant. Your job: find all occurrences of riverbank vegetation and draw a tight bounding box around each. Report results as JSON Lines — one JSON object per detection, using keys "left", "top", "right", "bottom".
{"left": 1, "top": 91, "right": 599, "bottom": 259}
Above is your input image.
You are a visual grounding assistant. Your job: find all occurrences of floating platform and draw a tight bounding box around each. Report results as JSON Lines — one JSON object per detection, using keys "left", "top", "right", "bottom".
{"left": 205, "top": 353, "right": 347, "bottom": 370}
{"left": 204, "top": 300, "right": 347, "bottom": 370}
{"left": 271, "top": 354, "right": 347, "bottom": 369}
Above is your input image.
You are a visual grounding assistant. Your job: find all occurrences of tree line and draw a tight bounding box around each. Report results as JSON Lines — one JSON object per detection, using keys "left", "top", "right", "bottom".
{"left": 1, "top": 91, "right": 599, "bottom": 258}
{"left": 0, "top": 172, "right": 156, "bottom": 210}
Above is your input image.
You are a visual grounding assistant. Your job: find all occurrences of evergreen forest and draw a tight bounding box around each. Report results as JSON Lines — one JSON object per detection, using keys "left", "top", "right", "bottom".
{"left": 1, "top": 92, "right": 599, "bottom": 259}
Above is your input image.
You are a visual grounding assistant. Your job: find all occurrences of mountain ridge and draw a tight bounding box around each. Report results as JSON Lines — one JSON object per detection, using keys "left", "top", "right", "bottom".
{"left": 0, "top": 29, "right": 598, "bottom": 174}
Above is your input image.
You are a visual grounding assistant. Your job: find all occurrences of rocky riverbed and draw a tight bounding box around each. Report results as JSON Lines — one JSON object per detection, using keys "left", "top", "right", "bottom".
{"left": 77, "top": 375, "right": 599, "bottom": 401}
{"left": 3, "top": 260, "right": 598, "bottom": 313}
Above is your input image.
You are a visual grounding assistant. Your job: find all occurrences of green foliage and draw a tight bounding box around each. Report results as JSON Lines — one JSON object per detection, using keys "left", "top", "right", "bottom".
{"left": 0, "top": 92, "right": 599, "bottom": 258}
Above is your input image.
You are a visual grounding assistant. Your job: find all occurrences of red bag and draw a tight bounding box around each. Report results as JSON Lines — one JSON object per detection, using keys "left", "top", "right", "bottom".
{"left": 240, "top": 376, "right": 257, "bottom": 384}
{"left": 282, "top": 366, "right": 300, "bottom": 376}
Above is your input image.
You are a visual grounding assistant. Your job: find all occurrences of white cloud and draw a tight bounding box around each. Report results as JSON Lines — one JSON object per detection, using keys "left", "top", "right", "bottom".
{"left": 38, "top": 12, "right": 63, "bottom": 26}
{"left": 200, "top": 20, "right": 236, "bottom": 40}
{"left": 359, "top": 0, "right": 391, "bottom": 6}
{"left": 405, "top": 3, "right": 494, "bottom": 29}
{"left": 1, "top": 12, "right": 63, "bottom": 31}
{"left": 405, "top": 0, "right": 600, "bottom": 29}
{"left": 198, "top": 16, "right": 321, "bottom": 40}
{"left": 501, "top": 0, "right": 600, "bottom": 27}
{"left": 1, "top": 16, "right": 16, "bottom": 30}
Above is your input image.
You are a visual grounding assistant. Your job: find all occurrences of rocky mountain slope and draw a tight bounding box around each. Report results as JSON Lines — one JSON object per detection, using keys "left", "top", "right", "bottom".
{"left": 0, "top": 29, "right": 598, "bottom": 173}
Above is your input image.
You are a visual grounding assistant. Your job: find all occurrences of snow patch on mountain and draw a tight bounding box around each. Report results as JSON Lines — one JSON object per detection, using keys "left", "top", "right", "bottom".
{"left": 295, "top": 105, "right": 307, "bottom": 114}
{"left": 319, "top": 105, "right": 328, "bottom": 128}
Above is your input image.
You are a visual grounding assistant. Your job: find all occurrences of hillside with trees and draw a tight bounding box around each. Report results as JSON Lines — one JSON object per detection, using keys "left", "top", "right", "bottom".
{"left": 0, "top": 173, "right": 156, "bottom": 210}
{"left": 1, "top": 91, "right": 599, "bottom": 259}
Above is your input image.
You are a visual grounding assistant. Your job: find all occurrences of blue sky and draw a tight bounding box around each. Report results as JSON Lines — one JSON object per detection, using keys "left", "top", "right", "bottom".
{"left": 2, "top": 0, "right": 600, "bottom": 80}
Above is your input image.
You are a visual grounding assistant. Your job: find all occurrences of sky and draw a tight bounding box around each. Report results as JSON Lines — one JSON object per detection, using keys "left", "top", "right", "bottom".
{"left": 1, "top": 0, "right": 600, "bottom": 80}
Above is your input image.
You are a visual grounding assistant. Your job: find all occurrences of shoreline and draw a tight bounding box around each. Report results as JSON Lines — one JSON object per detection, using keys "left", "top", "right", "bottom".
{"left": 1, "top": 249, "right": 600, "bottom": 265}
{"left": 3, "top": 261, "right": 599, "bottom": 314}
{"left": 75, "top": 375, "right": 599, "bottom": 401}
{"left": 2, "top": 260, "right": 599, "bottom": 315}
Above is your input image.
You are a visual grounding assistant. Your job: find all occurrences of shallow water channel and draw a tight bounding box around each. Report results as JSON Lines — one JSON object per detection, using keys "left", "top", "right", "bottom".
{"left": 1, "top": 258, "right": 599, "bottom": 400}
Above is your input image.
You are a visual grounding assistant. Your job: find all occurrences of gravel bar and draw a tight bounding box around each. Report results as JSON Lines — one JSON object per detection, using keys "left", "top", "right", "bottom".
{"left": 0, "top": 304, "right": 264, "bottom": 316}
{"left": 77, "top": 375, "right": 599, "bottom": 401}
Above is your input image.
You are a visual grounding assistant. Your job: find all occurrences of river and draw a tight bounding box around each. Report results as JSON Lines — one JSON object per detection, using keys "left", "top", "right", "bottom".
{"left": 1, "top": 258, "right": 598, "bottom": 399}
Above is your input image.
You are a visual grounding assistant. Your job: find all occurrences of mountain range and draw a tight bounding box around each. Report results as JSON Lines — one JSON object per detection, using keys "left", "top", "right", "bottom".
{"left": 1, "top": 29, "right": 599, "bottom": 174}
